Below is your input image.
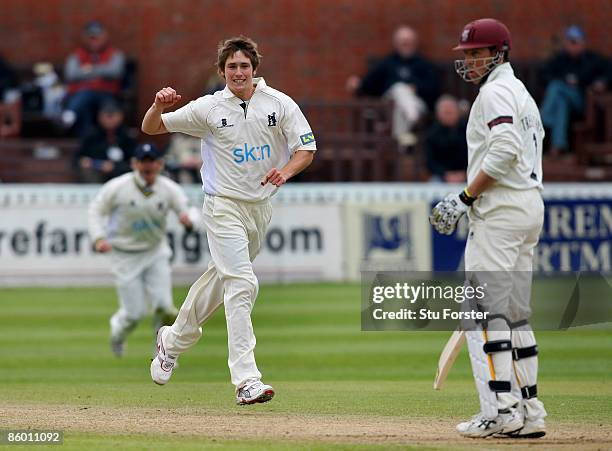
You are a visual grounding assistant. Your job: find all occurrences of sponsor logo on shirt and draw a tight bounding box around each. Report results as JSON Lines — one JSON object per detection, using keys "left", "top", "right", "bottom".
{"left": 233, "top": 143, "right": 272, "bottom": 164}
{"left": 217, "top": 118, "right": 234, "bottom": 128}
{"left": 300, "top": 132, "right": 315, "bottom": 145}
{"left": 132, "top": 219, "right": 157, "bottom": 233}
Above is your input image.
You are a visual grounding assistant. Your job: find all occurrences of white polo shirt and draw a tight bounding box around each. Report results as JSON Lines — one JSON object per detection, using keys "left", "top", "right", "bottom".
{"left": 89, "top": 171, "right": 189, "bottom": 252}
{"left": 162, "top": 77, "right": 316, "bottom": 202}
{"left": 466, "top": 63, "right": 544, "bottom": 190}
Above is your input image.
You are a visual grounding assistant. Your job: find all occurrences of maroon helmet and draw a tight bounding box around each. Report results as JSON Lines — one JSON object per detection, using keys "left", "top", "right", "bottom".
{"left": 453, "top": 18, "right": 512, "bottom": 52}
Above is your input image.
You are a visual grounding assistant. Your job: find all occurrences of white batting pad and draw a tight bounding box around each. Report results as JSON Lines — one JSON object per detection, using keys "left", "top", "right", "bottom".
{"left": 466, "top": 325, "right": 498, "bottom": 419}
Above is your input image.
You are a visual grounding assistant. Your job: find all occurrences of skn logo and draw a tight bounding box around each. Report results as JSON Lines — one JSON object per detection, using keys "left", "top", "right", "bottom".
{"left": 267, "top": 112, "right": 277, "bottom": 127}
{"left": 233, "top": 143, "right": 272, "bottom": 164}
{"left": 363, "top": 213, "right": 412, "bottom": 260}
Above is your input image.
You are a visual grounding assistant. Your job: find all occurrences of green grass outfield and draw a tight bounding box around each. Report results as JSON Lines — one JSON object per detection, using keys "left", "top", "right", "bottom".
{"left": 1, "top": 283, "right": 611, "bottom": 450}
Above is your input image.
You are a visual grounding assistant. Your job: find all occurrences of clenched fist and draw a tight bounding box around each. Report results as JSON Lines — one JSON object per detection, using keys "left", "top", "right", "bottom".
{"left": 154, "top": 87, "right": 182, "bottom": 110}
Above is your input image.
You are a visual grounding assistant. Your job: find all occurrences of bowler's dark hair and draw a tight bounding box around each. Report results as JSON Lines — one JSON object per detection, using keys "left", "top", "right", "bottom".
{"left": 217, "top": 36, "right": 262, "bottom": 73}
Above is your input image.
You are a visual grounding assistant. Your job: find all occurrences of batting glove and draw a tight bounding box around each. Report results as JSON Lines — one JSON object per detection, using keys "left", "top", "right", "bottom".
{"left": 429, "top": 189, "right": 476, "bottom": 235}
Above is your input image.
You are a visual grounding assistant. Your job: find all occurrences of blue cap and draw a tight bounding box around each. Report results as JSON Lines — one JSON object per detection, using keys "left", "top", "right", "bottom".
{"left": 565, "top": 25, "right": 585, "bottom": 42}
{"left": 84, "top": 21, "right": 105, "bottom": 36}
{"left": 134, "top": 143, "right": 162, "bottom": 161}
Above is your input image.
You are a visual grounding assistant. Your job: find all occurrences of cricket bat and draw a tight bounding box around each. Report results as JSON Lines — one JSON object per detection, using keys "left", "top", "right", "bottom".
{"left": 433, "top": 328, "right": 465, "bottom": 390}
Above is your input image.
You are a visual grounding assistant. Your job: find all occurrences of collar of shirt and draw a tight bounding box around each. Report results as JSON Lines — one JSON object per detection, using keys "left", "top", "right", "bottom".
{"left": 484, "top": 62, "right": 514, "bottom": 85}
{"left": 222, "top": 77, "right": 267, "bottom": 100}
{"left": 133, "top": 171, "right": 156, "bottom": 195}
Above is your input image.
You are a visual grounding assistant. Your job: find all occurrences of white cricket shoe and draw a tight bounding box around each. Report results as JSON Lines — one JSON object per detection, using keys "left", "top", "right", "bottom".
{"left": 110, "top": 337, "right": 124, "bottom": 358}
{"left": 457, "top": 407, "right": 523, "bottom": 438}
{"left": 150, "top": 326, "right": 178, "bottom": 385}
{"left": 236, "top": 379, "right": 275, "bottom": 405}
{"left": 504, "top": 417, "right": 546, "bottom": 438}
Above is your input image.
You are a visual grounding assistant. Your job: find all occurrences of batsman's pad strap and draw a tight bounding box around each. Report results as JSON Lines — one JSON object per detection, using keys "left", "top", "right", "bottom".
{"left": 488, "top": 380, "right": 512, "bottom": 392}
{"left": 509, "top": 319, "right": 530, "bottom": 329}
{"left": 483, "top": 340, "right": 512, "bottom": 354}
{"left": 521, "top": 384, "right": 538, "bottom": 399}
{"left": 512, "top": 345, "right": 538, "bottom": 360}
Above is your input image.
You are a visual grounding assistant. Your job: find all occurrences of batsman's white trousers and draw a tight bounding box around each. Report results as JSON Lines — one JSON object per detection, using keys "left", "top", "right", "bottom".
{"left": 465, "top": 186, "right": 544, "bottom": 411}
{"left": 110, "top": 244, "right": 175, "bottom": 339}
{"left": 465, "top": 186, "right": 544, "bottom": 321}
{"left": 164, "top": 194, "right": 272, "bottom": 387}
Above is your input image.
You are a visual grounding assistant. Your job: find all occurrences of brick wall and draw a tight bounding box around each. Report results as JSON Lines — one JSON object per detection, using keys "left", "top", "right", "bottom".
{"left": 0, "top": 0, "right": 610, "bottom": 118}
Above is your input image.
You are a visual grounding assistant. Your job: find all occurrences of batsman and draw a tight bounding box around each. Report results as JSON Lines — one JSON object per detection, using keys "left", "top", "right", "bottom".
{"left": 429, "top": 18, "right": 547, "bottom": 438}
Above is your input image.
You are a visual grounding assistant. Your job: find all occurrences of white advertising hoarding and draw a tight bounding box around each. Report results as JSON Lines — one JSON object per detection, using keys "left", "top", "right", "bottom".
{"left": 0, "top": 199, "right": 343, "bottom": 285}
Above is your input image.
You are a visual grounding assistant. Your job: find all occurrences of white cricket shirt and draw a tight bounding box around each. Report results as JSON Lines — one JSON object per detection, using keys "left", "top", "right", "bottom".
{"left": 161, "top": 77, "right": 316, "bottom": 202}
{"left": 89, "top": 171, "right": 189, "bottom": 252}
{"left": 466, "top": 63, "right": 544, "bottom": 190}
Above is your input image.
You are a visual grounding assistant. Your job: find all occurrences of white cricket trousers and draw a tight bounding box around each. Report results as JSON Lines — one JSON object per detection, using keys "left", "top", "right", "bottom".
{"left": 465, "top": 186, "right": 544, "bottom": 320}
{"left": 110, "top": 244, "right": 175, "bottom": 340}
{"left": 164, "top": 194, "right": 272, "bottom": 388}
{"left": 465, "top": 186, "right": 544, "bottom": 411}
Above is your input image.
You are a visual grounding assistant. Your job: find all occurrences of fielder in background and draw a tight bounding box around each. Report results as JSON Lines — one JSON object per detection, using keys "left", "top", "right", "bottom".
{"left": 88, "top": 143, "right": 194, "bottom": 357}
{"left": 429, "top": 18, "right": 547, "bottom": 438}
{"left": 142, "top": 36, "right": 316, "bottom": 405}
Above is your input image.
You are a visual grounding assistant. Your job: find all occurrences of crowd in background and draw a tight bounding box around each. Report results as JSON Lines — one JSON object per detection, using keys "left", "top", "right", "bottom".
{"left": 0, "top": 21, "right": 610, "bottom": 184}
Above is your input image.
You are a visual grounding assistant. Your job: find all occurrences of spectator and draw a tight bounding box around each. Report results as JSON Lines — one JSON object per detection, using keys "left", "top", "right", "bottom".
{"left": 540, "top": 25, "right": 610, "bottom": 155}
{"left": 0, "top": 55, "right": 21, "bottom": 138}
{"left": 75, "top": 99, "right": 136, "bottom": 183}
{"left": 165, "top": 133, "right": 202, "bottom": 184}
{"left": 63, "top": 21, "right": 126, "bottom": 138}
{"left": 347, "top": 25, "right": 440, "bottom": 145}
{"left": 425, "top": 95, "right": 468, "bottom": 182}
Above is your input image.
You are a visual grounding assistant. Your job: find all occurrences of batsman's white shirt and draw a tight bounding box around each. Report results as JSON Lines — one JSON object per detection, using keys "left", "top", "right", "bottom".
{"left": 161, "top": 77, "right": 316, "bottom": 201}
{"left": 466, "top": 63, "right": 544, "bottom": 190}
{"left": 464, "top": 63, "right": 546, "bottom": 317}
{"left": 89, "top": 171, "right": 189, "bottom": 253}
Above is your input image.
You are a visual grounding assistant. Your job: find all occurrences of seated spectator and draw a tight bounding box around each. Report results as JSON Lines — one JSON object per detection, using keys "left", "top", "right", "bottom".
{"left": 0, "top": 55, "right": 21, "bottom": 138}
{"left": 540, "top": 25, "right": 610, "bottom": 155}
{"left": 425, "top": 95, "right": 467, "bottom": 183}
{"left": 347, "top": 25, "right": 440, "bottom": 145}
{"left": 33, "top": 62, "right": 65, "bottom": 121}
{"left": 165, "top": 133, "right": 202, "bottom": 184}
{"left": 75, "top": 100, "right": 135, "bottom": 183}
{"left": 63, "top": 21, "right": 126, "bottom": 138}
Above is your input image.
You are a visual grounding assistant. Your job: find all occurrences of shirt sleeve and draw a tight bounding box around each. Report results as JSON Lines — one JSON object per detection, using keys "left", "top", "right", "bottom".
{"left": 280, "top": 97, "right": 317, "bottom": 153}
{"left": 161, "top": 96, "right": 214, "bottom": 139}
{"left": 88, "top": 181, "right": 118, "bottom": 242}
{"left": 480, "top": 84, "right": 522, "bottom": 180}
{"left": 167, "top": 180, "right": 190, "bottom": 217}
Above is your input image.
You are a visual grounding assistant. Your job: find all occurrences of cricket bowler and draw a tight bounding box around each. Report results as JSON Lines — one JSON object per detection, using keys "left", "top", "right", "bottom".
{"left": 89, "top": 143, "right": 194, "bottom": 357}
{"left": 142, "top": 36, "right": 316, "bottom": 405}
{"left": 429, "top": 18, "right": 547, "bottom": 438}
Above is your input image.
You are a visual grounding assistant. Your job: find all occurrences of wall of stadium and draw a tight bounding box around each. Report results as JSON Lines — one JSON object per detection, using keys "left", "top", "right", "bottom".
{"left": 0, "top": 1, "right": 610, "bottom": 116}
{"left": 1, "top": 183, "right": 611, "bottom": 286}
